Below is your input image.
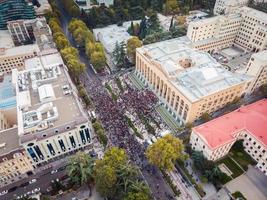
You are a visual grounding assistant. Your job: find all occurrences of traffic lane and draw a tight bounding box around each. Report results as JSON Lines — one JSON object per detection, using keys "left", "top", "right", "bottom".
{"left": 2, "top": 171, "right": 66, "bottom": 200}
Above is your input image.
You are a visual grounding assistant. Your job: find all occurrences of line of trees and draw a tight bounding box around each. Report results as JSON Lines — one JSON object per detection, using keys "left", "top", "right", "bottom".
{"left": 92, "top": 120, "right": 108, "bottom": 148}
{"left": 67, "top": 148, "right": 151, "bottom": 200}
{"left": 68, "top": 19, "right": 107, "bottom": 72}
{"left": 59, "top": 0, "right": 81, "bottom": 17}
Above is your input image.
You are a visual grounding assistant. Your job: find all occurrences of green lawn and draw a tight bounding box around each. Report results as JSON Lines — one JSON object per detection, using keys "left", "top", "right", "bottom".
{"left": 229, "top": 148, "right": 257, "bottom": 171}
{"left": 217, "top": 156, "right": 243, "bottom": 178}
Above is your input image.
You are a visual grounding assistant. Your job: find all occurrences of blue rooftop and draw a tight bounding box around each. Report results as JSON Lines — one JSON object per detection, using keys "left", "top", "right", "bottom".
{"left": 0, "top": 75, "right": 16, "bottom": 109}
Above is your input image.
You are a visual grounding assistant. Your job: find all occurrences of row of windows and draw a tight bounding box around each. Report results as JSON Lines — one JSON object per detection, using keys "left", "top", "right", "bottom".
{"left": 27, "top": 127, "right": 91, "bottom": 163}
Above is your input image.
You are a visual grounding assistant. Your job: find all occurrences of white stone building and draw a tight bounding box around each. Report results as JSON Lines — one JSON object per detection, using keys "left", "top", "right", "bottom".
{"left": 190, "top": 99, "right": 267, "bottom": 175}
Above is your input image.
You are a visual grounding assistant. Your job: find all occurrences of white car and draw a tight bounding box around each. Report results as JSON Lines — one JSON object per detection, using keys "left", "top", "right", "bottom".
{"left": 0, "top": 190, "right": 7, "bottom": 196}
{"left": 29, "top": 178, "right": 36, "bottom": 184}
{"left": 51, "top": 169, "right": 58, "bottom": 174}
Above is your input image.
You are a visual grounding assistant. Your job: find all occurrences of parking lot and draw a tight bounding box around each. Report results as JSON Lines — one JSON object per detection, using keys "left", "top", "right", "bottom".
{"left": 211, "top": 47, "right": 253, "bottom": 73}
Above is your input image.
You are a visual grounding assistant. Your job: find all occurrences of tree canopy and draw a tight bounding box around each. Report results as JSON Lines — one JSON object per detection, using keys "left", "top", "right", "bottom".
{"left": 127, "top": 37, "right": 142, "bottom": 63}
{"left": 146, "top": 134, "right": 184, "bottom": 171}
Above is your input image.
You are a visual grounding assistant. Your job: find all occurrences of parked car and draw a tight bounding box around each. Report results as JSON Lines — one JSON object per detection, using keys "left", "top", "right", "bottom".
{"left": 29, "top": 178, "right": 36, "bottom": 184}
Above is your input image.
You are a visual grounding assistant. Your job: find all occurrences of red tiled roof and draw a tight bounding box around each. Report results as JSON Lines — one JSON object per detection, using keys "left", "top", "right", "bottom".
{"left": 193, "top": 99, "right": 267, "bottom": 149}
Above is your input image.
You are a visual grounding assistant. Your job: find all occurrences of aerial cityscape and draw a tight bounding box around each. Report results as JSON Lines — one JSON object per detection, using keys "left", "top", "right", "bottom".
{"left": 0, "top": 0, "right": 266, "bottom": 200}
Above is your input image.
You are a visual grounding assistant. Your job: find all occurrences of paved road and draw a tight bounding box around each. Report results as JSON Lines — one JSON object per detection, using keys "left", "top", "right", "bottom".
{"left": 0, "top": 167, "right": 66, "bottom": 200}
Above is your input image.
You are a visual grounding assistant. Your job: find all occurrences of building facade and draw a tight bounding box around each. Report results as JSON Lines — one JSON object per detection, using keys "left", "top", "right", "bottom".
{"left": 0, "top": 127, "right": 34, "bottom": 187}
{"left": 135, "top": 38, "right": 250, "bottom": 124}
{"left": 190, "top": 99, "right": 267, "bottom": 175}
{"left": 12, "top": 52, "right": 93, "bottom": 166}
{"left": 214, "top": 0, "right": 249, "bottom": 15}
{"left": 187, "top": 7, "right": 267, "bottom": 53}
{"left": 245, "top": 50, "right": 267, "bottom": 93}
{"left": 0, "top": 0, "right": 35, "bottom": 30}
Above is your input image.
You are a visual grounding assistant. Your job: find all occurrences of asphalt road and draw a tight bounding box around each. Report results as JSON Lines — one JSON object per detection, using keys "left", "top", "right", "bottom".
{"left": 0, "top": 167, "right": 66, "bottom": 200}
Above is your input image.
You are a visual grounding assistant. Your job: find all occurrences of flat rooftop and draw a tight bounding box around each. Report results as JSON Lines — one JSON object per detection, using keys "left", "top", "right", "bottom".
{"left": 0, "top": 127, "right": 20, "bottom": 156}
{"left": 193, "top": 99, "right": 267, "bottom": 149}
{"left": 0, "top": 44, "right": 39, "bottom": 58}
{"left": 0, "top": 74, "right": 16, "bottom": 110}
{"left": 0, "top": 30, "right": 14, "bottom": 49}
{"left": 93, "top": 20, "right": 140, "bottom": 53}
{"left": 138, "top": 37, "right": 250, "bottom": 102}
{"left": 14, "top": 53, "right": 85, "bottom": 136}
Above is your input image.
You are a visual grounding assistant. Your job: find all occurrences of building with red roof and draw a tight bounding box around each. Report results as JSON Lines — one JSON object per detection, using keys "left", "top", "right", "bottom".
{"left": 190, "top": 99, "right": 267, "bottom": 175}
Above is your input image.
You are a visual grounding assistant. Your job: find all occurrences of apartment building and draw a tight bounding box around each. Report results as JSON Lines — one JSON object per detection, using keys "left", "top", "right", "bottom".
{"left": 190, "top": 99, "right": 267, "bottom": 175}
{"left": 214, "top": 0, "right": 249, "bottom": 15}
{"left": 187, "top": 7, "right": 267, "bottom": 53}
{"left": 245, "top": 50, "right": 267, "bottom": 93}
{"left": 135, "top": 38, "right": 250, "bottom": 124}
{"left": 0, "top": 44, "right": 39, "bottom": 74}
{"left": 0, "top": 127, "right": 34, "bottom": 187}
{"left": 7, "top": 17, "right": 55, "bottom": 50}
{"left": 12, "top": 52, "right": 93, "bottom": 167}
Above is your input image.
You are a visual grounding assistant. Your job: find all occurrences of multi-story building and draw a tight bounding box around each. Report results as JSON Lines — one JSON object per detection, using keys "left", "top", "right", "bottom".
{"left": 234, "top": 7, "right": 267, "bottom": 53}
{"left": 245, "top": 50, "right": 267, "bottom": 93}
{"left": 7, "top": 17, "right": 55, "bottom": 50}
{"left": 0, "top": 73, "right": 17, "bottom": 131}
{"left": 135, "top": 38, "right": 251, "bottom": 124}
{"left": 187, "top": 7, "right": 267, "bottom": 53}
{"left": 12, "top": 52, "right": 93, "bottom": 167}
{"left": 0, "top": 127, "right": 34, "bottom": 187}
{"left": 0, "top": 44, "right": 39, "bottom": 74}
{"left": 0, "top": 0, "right": 35, "bottom": 30}
{"left": 190, "top": 99, "right": 267, "bottom": 175}
{"left": 214, "top": 0, "right": 249, "bottom": 15}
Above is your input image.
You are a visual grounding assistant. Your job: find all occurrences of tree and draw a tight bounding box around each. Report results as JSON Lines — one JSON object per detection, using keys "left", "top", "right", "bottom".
{"left": 113, "top": 41, "right": 126, "bottom": 68}
{"left": 260, "top": 83, "right": 267, "bottom": 95}
{"left": 127, "top": 37, "right": 142, "bottom": 63}
{"left": 200, "top": 112, "right": 211, "bottom": 122}
{"left": 94, "top": 164, "right": 118, "bottom": 197}
{"left": 146, "top": 134, "right": 184, "bottom": 171}
{"left": 123, "top": 192, "right": 150, "bottom": 200}
{"left": 67, "top": 151, "right": 95, "bottom": 187}
{"left": 94, "top": 147, "right": 129, "bottom": 198}
{"left": 139, "top": 18, "right": 147, "bottom": 39}
{"left": 164, "top": 0, "right": 180, "bottom": 15}
{"left": 90, "top": 51, "right": 106, "bottom": 72}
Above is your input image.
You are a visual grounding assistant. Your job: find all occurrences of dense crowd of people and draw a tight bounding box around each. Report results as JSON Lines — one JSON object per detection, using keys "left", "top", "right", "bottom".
{"left": 83, "top": 75, "right": 175, "bottom": 200}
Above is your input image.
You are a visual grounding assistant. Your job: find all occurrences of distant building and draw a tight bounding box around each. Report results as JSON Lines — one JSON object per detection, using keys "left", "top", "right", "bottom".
{"left": 214, "top": 0, "right": 249, "bottom": 15}
{"left": 0, "top": 0, "right": 36, "bottom": 30}
{"left": 190, "top": 99, "right": 267, "bottom": 175}
{"left": 7, "top": 17, "right": 55, "bottom": 50}
{"left": 187, "top": 7, "right": 267, "bottom": 53}
{"left": 12, "top": 52, "right": 94, "bottom": 167}
{"left": 135, "top": 38, "right": 250, "bottom": 124}
{"left": 75, "top": 0, "right": 114, "bottom": 11}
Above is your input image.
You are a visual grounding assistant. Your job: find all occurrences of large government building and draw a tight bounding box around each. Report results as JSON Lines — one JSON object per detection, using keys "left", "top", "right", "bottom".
{"left": 135, "top": 38, "right": 250, "bottom": 124}
{"left": 190, "top": 99, "right": 267, "bottom": 175}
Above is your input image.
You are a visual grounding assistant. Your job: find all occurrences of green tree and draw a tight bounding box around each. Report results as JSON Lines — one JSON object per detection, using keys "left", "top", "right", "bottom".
{"left": 113, "top": 41, "right": 126, "bottom": 68}
{"left": 67, "top": 151, "right": 95, "bottom": 187}
{"left": 123, "top": 192, "right": 150, "bottom": 200}
{"left": 127, "top": 36, "right": 142, "bottom": 63}
{"left": 164, "top": 0, "right": 180, "bottom": 15}
{"left": 146, "top": 134, "right": 184, "bottom": 171}
{"left": 94, "top": 164, "right": 118, "bottom": 197}
{"left": 90, "top": 51, "right": 106, "bottom": 72}
{"left": 200, "top": 112, "right": 211, "bottom": 122}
